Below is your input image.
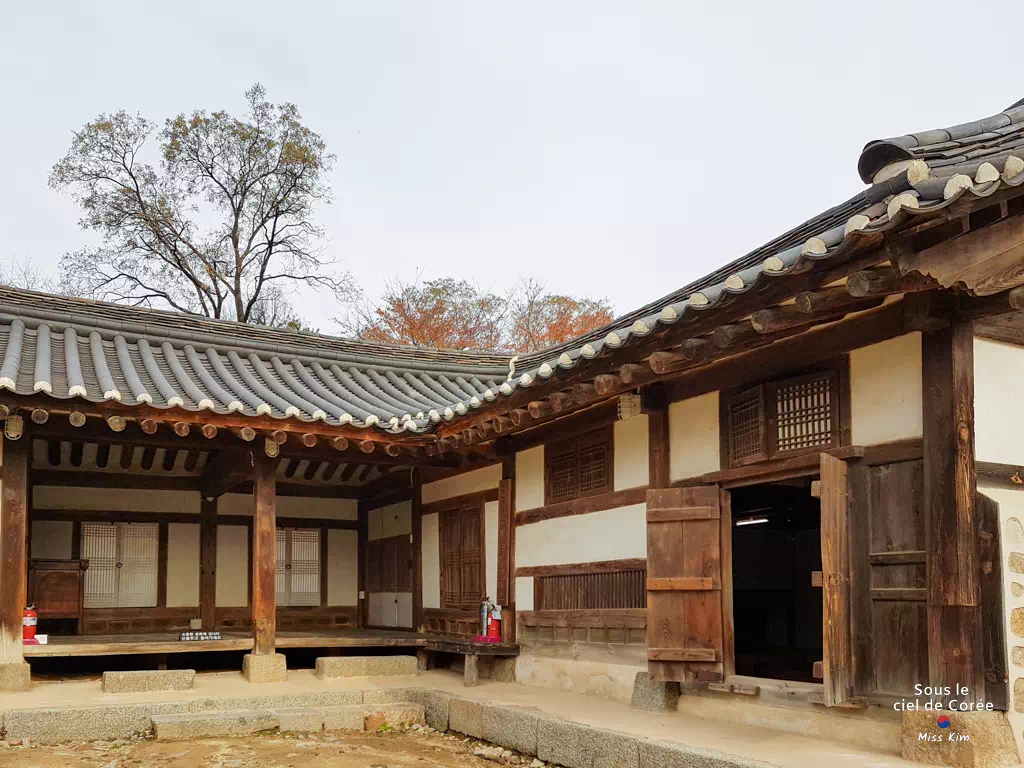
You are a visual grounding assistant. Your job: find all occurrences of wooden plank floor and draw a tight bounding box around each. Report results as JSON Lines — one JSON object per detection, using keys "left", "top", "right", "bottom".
{"left": 23, "top": 628, "right": 426, "bottom": 658}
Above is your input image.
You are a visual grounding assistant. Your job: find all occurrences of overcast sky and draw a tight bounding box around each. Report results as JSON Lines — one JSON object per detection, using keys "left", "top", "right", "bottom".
{"left": 2, "top": 1, "right": 1022, "bottom": 333}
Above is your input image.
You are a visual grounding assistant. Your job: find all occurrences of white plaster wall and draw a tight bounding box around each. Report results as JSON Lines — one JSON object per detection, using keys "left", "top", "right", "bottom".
{"left": 33, "top": 487, "right": 200, "bottom": 513}
{"left": 382, "top": 501, "right": 412, "bottom": 539}
{"left": 215, "top": 524, "right": 248, "bottom": 607}
{"left": 980, "top": 485, "right": 1024, "bottom": 759}
{"left": 485, "top": 500, "right": 499, "bottom": 603}
{"left": 515, "top": 576, "right": 534, "bottom": 611}
{"left": 30, "top": 520, "right": 72, "bottom": 560}
{"left": 516, "top": 446, "right": 545, "bottom": 511}
{"left": 614, "top": 415, "right": 649, "bottom": 490}
{"left": 327, "top": 528, "right": 358, "bottom": 606}
{"left": 421, "top": 463, "right": 501, "bottom": 504}
{"left": 515, "top": 503, "right": 647, "bottom": 568}
{"left": 975, "top": 338, "right": 1024, "bottom": 464}
{"left": 218, "top": 494, "right": 357, "bottom": 520}
{"left": 166, "top": 523, "right": 199, "bottom": 607}
{"left": 422, "top": 512, "right": 440, "bottom": 610}
{"left": 850, "top": 332, "right": 923, "bottom": 446}
{"left": 669, "top": 391, "right": 720, "bottom": 482}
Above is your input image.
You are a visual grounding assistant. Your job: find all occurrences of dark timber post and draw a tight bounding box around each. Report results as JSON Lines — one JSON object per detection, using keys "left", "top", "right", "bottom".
{"left": 200, "top": 497, "right": 217, "bottom": 630}
{"left": 252, "top": 452, "right": 277, "bottom": 655}
{"left": 923, "top": 320, "right": 984, "bottom": 704}
{"left": 0, "top": 426, "right": 31, "bottom": 690}
{"left": 412, "top": 469, "right": 423, "bottom": 632}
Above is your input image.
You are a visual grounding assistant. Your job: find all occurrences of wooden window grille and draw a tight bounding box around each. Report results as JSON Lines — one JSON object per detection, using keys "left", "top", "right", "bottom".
{"left": 726, "top": 369, "right": 841, "bottom": 467}
{"left": 82, "top": 521, "right": 158, "bottom": 609}
{"left": 439, "top": 504, "right": 484, "bottom": 610}
{"left": 545, "top": 427, "right": 613, "bottom": 504}
{"left": 536, "top": 568, "right": 647, "bottom": 610}
{"left": 276, "top": 528, "right": 321, "bottom": 607}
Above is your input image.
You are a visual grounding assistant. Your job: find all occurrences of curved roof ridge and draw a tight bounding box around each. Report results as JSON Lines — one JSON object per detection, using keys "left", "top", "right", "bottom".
{"left": 858, "top": 98, "right": 1024, "bottom": 183}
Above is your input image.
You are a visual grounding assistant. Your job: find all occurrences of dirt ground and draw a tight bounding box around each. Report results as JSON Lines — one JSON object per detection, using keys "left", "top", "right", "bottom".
{"left": 0, "top": 729, "right": 511, "bottom": 768}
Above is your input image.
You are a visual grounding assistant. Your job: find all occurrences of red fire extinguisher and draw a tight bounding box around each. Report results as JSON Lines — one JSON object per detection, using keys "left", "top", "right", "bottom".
{"left": 23, "top": 604, "right": 37, "bottom": 641}
{"left": 487, "top": 605, "right": 502, "bottom": 640}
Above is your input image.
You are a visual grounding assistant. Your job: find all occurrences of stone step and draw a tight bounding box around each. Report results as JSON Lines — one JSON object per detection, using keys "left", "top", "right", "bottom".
{"left": 315, "top": 655, "right": 418, "bottom": 679}
{"left": 150, "top": 701, "right": 426, "bottom": 740}
{"left": 102, "top": 669, "right": 196, "bottom": 694}
{"left": 152, "top": 709, "right": 279, "bottom": 740}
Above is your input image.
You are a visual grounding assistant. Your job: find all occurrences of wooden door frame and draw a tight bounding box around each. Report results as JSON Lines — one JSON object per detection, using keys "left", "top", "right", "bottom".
{"left": 717, "top": 463, "right": 828, "bottom": 695}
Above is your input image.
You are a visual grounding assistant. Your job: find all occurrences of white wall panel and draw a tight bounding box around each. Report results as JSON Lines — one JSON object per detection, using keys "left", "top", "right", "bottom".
{"left": 166, "top": 523, "right": 200, "bottom": 607}
{"left": 669, "top": 392, "right": 720, "bottom": 482}
{"left": 327, "top": 529, "right": 358, "bottom": 606}
{"left": 614, "top": 415, "right": 649, "bottom": 490}
{"left": 850, "top": 332, "right": 923, "bottom": 446}
{"left": 516, "top": 446, "right": 545, "bottom": 511}
{"left": 422, "top": 512, "right": 441, "bottom": 609}
{"left": 975, "top": 337, "right": 1024, "bottom": 464}
{"left": 422, "top": 463, "right": 501, "bottom": 504}
{"left": 515, "top": 504, "right": 647, "bottom": 568}
{"left": 216, "top": 524, "right": 248, "bottom": 607}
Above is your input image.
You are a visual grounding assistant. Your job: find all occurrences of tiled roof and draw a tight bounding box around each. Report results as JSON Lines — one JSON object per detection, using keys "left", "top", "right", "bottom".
{"left": 4, "top": 96, "right": 1023, "bottom": 437}
{"left": 0, "top": 287, "right": 511, "bottom": 433}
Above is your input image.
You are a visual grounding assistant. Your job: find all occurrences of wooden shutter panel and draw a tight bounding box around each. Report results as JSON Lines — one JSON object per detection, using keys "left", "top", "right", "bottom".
{"left": 440, "top": 513, "right": 462, "bottom": 608}
{"left": 645, "top": 486, "right": 724, "bottom": 684}
{"left": 460, "top": 508, "right": 483, "bottom": 606}
{"left": 820, "top": 453, "right": 852, "bottom": 705}
{"left": 977, "top": 491, "right": 1008, "bottom": 711}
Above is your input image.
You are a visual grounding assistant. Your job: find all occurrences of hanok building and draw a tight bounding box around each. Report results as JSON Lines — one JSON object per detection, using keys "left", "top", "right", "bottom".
{"left": 2, "top": 96, "right": 1024, "bottom": 764}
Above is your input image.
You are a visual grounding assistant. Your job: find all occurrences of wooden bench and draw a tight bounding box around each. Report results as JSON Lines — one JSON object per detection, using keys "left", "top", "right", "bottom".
{"left": 420, "top": 636, "right": 519, "bottom": 687}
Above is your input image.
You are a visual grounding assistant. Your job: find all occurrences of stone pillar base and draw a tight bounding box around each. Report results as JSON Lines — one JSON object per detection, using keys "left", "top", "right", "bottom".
{"left": 242, "top": 653, "right": 287, "bottom": 684}
{"left": 631, "top": 671, "right": 680, "bottom": 713}
{"left": 901, "top": 709, "right": 1020, "bottom": 767}
{"left": 0, "top": 662, "right": 30, "bottom": 692}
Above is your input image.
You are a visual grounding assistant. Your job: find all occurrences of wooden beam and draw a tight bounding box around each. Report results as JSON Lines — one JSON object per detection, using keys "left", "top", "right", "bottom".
{"left": 32, "top": 470, "right": 200, "bottom": 491}
{"left": 516, "top": 557, "right": 646, "bottom": 578}
{"left": 897, "top": 212, "right": 1024, "bottom": 296}
{"left": 922, "top": 319, "right": 984, "bottom": 704}
{"left": 200, "top": 497, "right": 217, "bottom": 630}
{"left": 649, "top": 409, "right": 670, "bottom": 489}
{"left": 202, "top": 450, "right": 254, "bottom": 498}
{"left": 846, "top": 266, "right": 937, "bottom": 298}
{"left": 0, "top": 434, "right": 29, "bottom": 669}
{"left": 751, "top": 294, "right": 882, "bottom": 333}
{"left": 252, "top": 453, "right": 277, "bottom": 655}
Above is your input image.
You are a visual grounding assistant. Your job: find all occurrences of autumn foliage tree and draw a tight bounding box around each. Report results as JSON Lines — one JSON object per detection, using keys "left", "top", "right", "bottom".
{"left": 340, "top": 274, "right": 613, "bottom": 353}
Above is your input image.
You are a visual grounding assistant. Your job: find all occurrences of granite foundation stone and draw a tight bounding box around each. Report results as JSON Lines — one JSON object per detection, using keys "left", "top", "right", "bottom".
{"left": 273, "top": 707, "right": 323, "bottom": 733}
{"left": 242, "top": 653, "right": 287, "bottom": 683}
{"left": 315, "top": 655, "right": 417, "bottom": 678}
{"left": 5, "top": 702, "right": 189, "bottom": 744}
{"left": 448, "top": 696, "right": 484, "bottom": 738}
{"left": 0, "top": 662, "right": 31, "bottom": 692}
{"left": 482, "top": 703, "right": 540, "bottom": 755}
{"left": 630, "top": 671, "right": 680, "bottom": 713}
{"left": 409, "top": 689, "right": 450, "bottom": 731}
{"left": 363, "top": 702, "right": 425, "bottom": 730}
{"left": 102, "top": 669, "right": 195, "bottom": 694}
{"left": 901, "top": 709, "right": 1021, "bottom": 768}
{"left": 152, "top": 709, "right": 278, "bottom": 740}
{"left": 322, "top": 704, "right": 368, "bottom": 731}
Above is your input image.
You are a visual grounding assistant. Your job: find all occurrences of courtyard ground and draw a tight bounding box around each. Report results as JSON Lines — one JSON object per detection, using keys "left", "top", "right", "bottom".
{"left": 0, "top": 728, "right": 507, "bottom": 768}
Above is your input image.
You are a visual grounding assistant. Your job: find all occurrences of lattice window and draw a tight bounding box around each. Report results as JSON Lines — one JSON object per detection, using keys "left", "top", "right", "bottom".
{"left": 545, "top": 427, "right": 613, "bottom": 503}
{"left": 728, "top": 386, "right": 766, "bottom": 465}
{"left": 536, "top": 568, "right": 647, "bottom": 610}
{"left": 82, "top": 522, "right": 158, "bottom": 609}
{"left": 276, "top": 528, "right": 321, "bottom": 607}
{"left": 768, "top": 371, "right": 837, "bottom": 455}
{"left": 725, "top": 369, "right": 842, "bottom": 467}
{"left": 439, "top": 504, "right": 483, "bottom": 610}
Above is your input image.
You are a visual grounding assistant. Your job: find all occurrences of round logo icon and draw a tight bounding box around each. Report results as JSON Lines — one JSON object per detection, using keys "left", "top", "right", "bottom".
{"left": 937, "top": 715, "right": 951, "bottom": 729}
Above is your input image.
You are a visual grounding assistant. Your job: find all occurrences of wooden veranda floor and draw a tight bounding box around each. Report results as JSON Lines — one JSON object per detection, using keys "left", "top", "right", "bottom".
{"left": 22, "top": 628, "right": 426, "bottom": 658}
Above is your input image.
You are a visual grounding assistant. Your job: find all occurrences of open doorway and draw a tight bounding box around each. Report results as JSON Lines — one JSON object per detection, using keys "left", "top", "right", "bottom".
{"left": 730, "top": 477, "right": 822, "bottom": 683}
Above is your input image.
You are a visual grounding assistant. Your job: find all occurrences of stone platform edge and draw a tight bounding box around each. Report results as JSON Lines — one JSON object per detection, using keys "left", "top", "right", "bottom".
{"left": 0, "top": 686, "right": 777, "bottom": 768}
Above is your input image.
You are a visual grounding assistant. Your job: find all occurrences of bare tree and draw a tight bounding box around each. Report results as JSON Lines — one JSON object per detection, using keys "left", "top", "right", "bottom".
{"left": 49, "top": 84, "right": 347, "bottom": 324}
{"left": 507, "top": 277, "right": 614, "bottom": 353}
{"left": 0, "top": 256, "right": 56, "bottom": 292}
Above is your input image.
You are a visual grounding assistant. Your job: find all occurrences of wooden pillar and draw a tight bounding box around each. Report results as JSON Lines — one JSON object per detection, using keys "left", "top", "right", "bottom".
{"left": 501, "top": 457, "right": 516, "bottom": 644}
{"left": 923, "top": 320, "right": 984, "bottom": 702}
{"left": 200, "top": 497, "right": 217, "bottom": 630}
{"left": 412, "top": 469, "right": 423, "bottom": 632}
{"left": 648, "top": 409, "right": 670, "bottom": 489}
{"left": 0, "top": 430, "right": 30, "bottom": 677}
{"left": 252, "top": 453, "right": 277, "bottom": 655}
{"left": 357, "top": 500, "right": 368, "bottom": 628}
